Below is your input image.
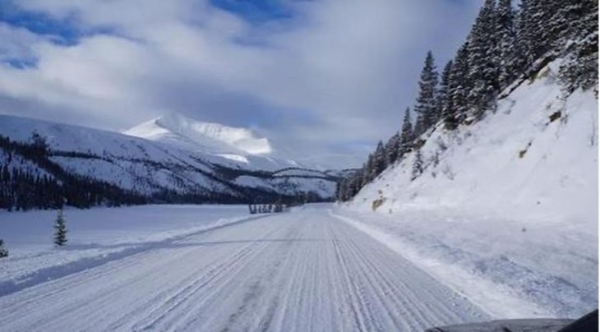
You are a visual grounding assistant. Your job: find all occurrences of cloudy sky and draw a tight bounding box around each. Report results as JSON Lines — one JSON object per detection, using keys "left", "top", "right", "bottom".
{"left": 0, "top": 0, "right": 480, "bottom": 168}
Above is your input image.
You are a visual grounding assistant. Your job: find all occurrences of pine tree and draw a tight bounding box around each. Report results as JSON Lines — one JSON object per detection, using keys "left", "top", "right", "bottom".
{"left": 372, "top": 141, "right": 387, "bottom": 176}
{"left": 522, "top": 0, "right": 545, "bottom": 63}
{"left": 400, "top": 108, "right": 414, "bottom": 153}
{"left": 54, "top": 209, "right": 68, "bottom": 247}
{"left": 538, "top": 0, "right": 563, "bottom": 55}
{"left": 411, "top": 149, "right": 424, "bottom": 181}
{"left": 363, "top": 154, "right": 374, "bottom": 185}
{"left": 516, "top": 0, "right": 534, "bottom": 69}
{"left": 448, "top": 42, "right": 471, "bottom": 125}
{"left": 347, "top": 173, "right": 362, "bottom": 198}
{"left": 557, "top": 0, "right": 598, "bottom": 93}
{"left": 467, "top": 0, "right": 499, "bottom": 118}
{"left": 517, "top": 0, "right": 560, "bottom": 69}
{"left": 385, "top": 132, "right": 401, "bottom": 165}
{"left": 496, "top": 0, "right": 518, "bottom": 88}
{"left": 414, "top": 51, "right": 439, "bottom": 136}
{"left": 438, "top": 60, "right": 453, "bottom": 121}
{"left": 0, "top": 239, "right": 8, "bottom": 258}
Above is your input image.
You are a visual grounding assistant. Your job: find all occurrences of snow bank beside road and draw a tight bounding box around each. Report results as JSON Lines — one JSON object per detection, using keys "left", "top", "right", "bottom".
{"left": 332, "top": 208, "right": 597, "bottom": 319}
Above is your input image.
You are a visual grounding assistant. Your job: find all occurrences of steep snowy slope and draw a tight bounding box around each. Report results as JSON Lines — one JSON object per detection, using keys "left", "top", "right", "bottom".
{"left": 341, "top": 60, "right": 598, "bottom": 317}
{"left": 0, "top": 114, "right": 338, "bottom": 204}
{"left": 350, "top": 61, "right": 597, "bottom": 223}
{"left": 124, "top": 113, "right": 298, "bottom": 170}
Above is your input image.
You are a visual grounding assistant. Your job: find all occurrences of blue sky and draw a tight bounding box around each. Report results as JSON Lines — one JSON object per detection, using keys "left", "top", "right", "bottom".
{"left": 209, "top": 0, "right": 293, "bottom": 24}
{"left": 0, "top": 0, "right": 481, "bottom": 168}
{"left": 0, "top": 2, "right": 79, "bottom": 44}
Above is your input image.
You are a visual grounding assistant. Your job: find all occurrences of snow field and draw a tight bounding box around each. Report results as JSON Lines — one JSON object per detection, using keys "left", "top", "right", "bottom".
{"left": 0, "top": 205, "right": 259, "bottom": 293}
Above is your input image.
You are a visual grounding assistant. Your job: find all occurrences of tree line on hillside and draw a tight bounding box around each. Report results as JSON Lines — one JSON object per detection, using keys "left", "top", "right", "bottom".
{"left": 337, "top": 0, "right": 597, "bottom": 202}
{"left": 0, "top": 133, "right": 329, "bottom": 211}
{"left": 0, "top": 134, "right": 147, "bottom": 211}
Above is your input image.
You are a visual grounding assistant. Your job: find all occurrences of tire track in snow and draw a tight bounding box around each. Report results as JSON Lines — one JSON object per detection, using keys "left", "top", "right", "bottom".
{"left": 133, "top": 218, "right": 293, "bottom": 331}
{"left": 0, "top": 206, "right": 491, "bottom": 332}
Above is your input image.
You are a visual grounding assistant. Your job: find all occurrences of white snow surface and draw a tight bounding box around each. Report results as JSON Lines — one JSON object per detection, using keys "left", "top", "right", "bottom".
{"left": 0, "top": 204, "right": 492, "bottom": 331}
{"left": 343, "top": 62, "right": 598, "bottom": 318}
{"left": 0, "top": 205, "right": 256, "bottom": 286}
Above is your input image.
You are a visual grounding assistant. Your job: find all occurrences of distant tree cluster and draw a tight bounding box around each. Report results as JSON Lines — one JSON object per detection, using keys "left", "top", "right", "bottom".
{"left": 0, "top": 164, "right": 63, "bottom": 211}
{"left": 337, "top": 0, "right": 597, "bottom": 202}
{"left": 248, "top": 203, "right": 288, "bottom": 214}
{"left": 0, "top": 134, "right": 147, "bottom": 211}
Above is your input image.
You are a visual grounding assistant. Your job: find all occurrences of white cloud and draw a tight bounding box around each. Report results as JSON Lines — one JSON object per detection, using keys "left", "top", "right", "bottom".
{"left": 0, "top": 0, "right": 480, "bottom": 167}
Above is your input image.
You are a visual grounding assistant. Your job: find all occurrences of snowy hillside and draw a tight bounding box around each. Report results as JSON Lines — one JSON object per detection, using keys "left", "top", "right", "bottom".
{"left": 340, "top": 60, "right": 598, "bottom": 317}
{"left": 0, "top": 114, "right": 338, "bottom": 208}
{"left": 349, "top": 61, "right": 597, "bottom": 224}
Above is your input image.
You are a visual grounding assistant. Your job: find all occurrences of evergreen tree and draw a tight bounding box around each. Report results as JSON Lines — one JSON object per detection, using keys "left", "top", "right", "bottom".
{"left": 557, "top": 0, "right": 598, "bottom": 93}
{"left": 467, "top": 0, "right": 499, "bottom": 118}
{"left": 517, "top": 0, "right": 562, "bottom": 68}
{"left": 496, "top": 0, "right": 518, "bottom": 88}
{"left": 334, "top": 181, "right": 341, "bottom": 202}
{"left": 385, "top": 132, "right": 401, "bottom": 165}
{"left": 414, "top": 51, "right": 439, "bottom": 136}
{"left": 342, "top": 177, "right": 352, "bottom": 201}
{"left": 438, "top": 60, "right": 453, "bottom": 121}
{"left": 54, "top": 209, "right": 68, "bottom": 247}
{"left": 347, "top": 173, "right": 362, "bottom": 198}
{"left": 0, "top": 239, "right": 8, "bottom": 258}
{"left": 372, "top": 141, "right": 387, "bottom": 176}
{"left": 411, "top": 149, "right": 424, "bottom": 181}
{"left": 363, "top": 154, "right": 375, "bottom": 185}
{"left": 521, "top": 0, "right": 545, "bottom": 63}
{"left": 400, "top": 108, "right": 414, "bottom": 152}
{"left": 538, "top": 0, "right": 564, "bottom": 55}
{"left": 516, "top": 0, "right": 534, "bottom": 69}
{"left": 448, "top": 42, "right": 471, "bottom": 125}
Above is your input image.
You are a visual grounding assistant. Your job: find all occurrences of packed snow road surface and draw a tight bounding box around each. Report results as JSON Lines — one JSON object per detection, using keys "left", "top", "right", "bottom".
{"left": 0, "top": 206, "right": 489, "bottom": 331}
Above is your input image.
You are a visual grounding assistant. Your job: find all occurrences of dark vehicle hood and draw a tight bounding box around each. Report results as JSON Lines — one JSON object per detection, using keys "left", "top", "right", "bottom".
{"left": 425, "top": 319, "right": 573, "bottom": 332}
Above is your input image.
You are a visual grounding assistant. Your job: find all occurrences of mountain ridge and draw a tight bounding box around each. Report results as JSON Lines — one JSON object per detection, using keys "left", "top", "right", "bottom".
{"left": 0, "top": 113, "right": 340, "bottom": 210}
{"left": 124, "top": 113, "right": 273, "bottom": 156}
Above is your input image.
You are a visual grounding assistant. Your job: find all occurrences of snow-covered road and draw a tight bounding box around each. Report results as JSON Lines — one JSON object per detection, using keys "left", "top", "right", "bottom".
{"left": 0, "top": 207, "right": 489, "bottom": 331}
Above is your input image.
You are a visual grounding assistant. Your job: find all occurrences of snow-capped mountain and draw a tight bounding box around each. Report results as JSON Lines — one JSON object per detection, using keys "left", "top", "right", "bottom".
{"left": 124, "top": 113, "right": 300, "bottom": 170}
{"left": 0, "top": 114, "right": 340, "bottom": 208}
{"left": 125, "top": 113, "right": 272, "bottom": 155}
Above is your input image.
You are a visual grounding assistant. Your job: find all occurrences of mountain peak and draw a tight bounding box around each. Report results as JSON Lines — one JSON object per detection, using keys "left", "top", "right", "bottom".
{"left": 124, "top": 113, "right": 273, "bottom": 156}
